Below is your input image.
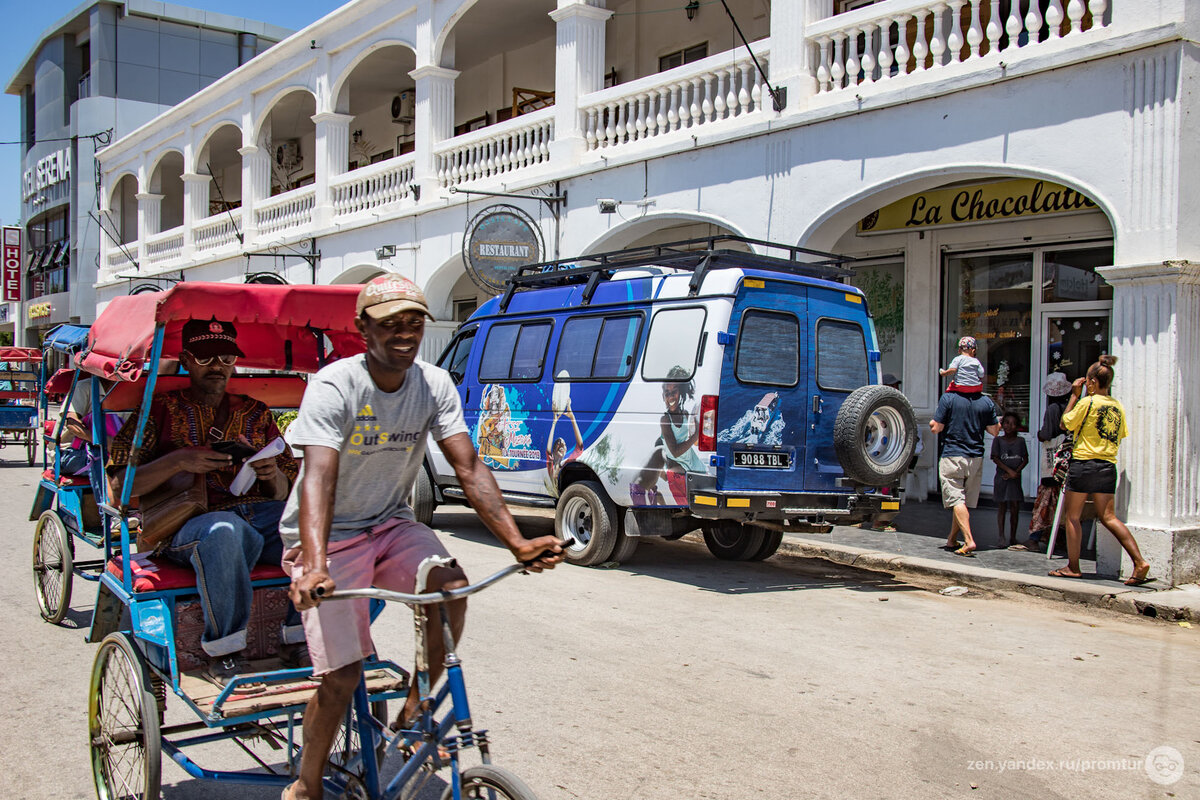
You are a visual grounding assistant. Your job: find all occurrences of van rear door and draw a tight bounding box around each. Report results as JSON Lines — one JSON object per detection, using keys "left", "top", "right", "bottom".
{"left": 713, "top": 280, "right": 809, "bottom": 493}
{"left": 804, "top": 288, "right": 875, "bottom": 491}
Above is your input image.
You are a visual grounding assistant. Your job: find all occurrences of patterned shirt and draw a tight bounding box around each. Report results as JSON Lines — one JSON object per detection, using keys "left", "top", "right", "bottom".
{"left": 108, "top": 389, "right": 299, "bottom": 510}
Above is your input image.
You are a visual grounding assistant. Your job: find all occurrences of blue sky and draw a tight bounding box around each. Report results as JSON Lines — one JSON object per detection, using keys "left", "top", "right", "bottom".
{"left": 0, "top": 0, "right": 340, "bottom": 228}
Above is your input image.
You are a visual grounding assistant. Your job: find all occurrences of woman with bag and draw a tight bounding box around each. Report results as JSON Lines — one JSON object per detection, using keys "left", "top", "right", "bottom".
{"left": 1048, "top": 355, "right": 1152, "bottom": 585}
{"left": 1011, "top": 373, "right": 1073, "bottom": 552}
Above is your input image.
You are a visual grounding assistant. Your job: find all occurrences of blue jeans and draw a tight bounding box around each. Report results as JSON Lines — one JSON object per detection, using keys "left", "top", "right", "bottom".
{"left": 162, "top": 500, "right": 303, "bottom": 658}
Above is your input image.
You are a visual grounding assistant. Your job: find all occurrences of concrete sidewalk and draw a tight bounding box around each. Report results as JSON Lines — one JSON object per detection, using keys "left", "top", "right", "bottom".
{"left": 767, "top": 500, "right": 1200, "bottom": 623}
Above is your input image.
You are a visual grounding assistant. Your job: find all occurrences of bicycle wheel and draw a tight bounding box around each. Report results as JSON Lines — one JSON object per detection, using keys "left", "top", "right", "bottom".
{"left": 89, "top": 632, "right": 162, "bottom": 800}
{"left": 329, "top": 700, "right": 388, "bottom": 778}
{"left": 33, "top": 509, "right": 73, "bottom": 624}
{"left": 442, "top": 765, "right": 539, "bottom": 800}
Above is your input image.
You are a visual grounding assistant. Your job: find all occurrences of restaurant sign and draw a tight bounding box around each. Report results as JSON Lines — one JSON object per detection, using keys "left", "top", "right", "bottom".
{"left": 858, "top": 179, "right": 1097, "bottom": 234}
{"left": 463, "top": 205, "right": 544, "bottom": 292}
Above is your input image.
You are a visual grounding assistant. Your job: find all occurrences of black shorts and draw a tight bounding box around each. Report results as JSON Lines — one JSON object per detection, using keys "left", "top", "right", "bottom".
{"left": 1065, "top": 458, "right": 1117, "bottom": 495}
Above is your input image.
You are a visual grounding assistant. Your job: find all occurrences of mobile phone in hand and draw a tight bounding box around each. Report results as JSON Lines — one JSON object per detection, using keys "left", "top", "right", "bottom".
{"left": 211, "top": 440, "right": 257, "bottom": 461}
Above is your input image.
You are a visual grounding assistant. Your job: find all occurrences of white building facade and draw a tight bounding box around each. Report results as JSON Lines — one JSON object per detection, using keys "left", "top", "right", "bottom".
{"left": 95, "top": 0, "right": 1200, "bottom": 586}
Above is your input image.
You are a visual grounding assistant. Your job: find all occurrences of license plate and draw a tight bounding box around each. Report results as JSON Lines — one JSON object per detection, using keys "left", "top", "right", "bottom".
{"left": 733, "top": 451, "right": 791, "bottom": 469}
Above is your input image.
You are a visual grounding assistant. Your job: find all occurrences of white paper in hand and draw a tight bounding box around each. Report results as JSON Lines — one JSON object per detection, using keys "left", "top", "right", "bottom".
{"left": 230, "top": 437, "right": 286, "bottom": 496}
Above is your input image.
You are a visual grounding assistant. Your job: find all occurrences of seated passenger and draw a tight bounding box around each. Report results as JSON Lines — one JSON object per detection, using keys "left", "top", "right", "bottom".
{"left": 55, "top": 377, "right": 121, "bottom": 476}
{"left": 107, "top": 318, "right": 307, "bottom": 691}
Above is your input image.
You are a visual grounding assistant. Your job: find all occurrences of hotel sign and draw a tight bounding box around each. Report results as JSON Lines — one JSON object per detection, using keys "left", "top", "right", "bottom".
{"left": 2, "top": 228, "right": 20, "bottom": 302}
{"left": 858, "top": 179, "right": 1097, "bottom": 234}
{"left": 463, "top": 205, "right": 544, "bottom": 292}
{"left": 22, "top": 148, "right": 72, "bottom": 201}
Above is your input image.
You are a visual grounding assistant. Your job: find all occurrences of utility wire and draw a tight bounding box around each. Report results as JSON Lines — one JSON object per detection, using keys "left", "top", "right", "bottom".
{"left": 205, "top": 160, "right": 244, "bottom": 244}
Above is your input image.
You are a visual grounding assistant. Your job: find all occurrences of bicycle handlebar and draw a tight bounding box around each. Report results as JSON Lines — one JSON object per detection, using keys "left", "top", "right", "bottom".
{"left": 315, "top": 538, "right": 574, "bottom": 606}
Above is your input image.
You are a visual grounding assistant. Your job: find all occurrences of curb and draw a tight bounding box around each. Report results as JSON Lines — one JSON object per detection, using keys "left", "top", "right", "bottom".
{"left": 764, "top": 534, "right": 1200, "bottom": 624}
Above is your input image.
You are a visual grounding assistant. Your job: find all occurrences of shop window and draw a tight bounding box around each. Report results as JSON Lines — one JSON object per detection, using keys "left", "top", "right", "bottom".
{"left": 643, "top": 307, "right": 707, "bottom": 381}
{"left": 816, "top": 320, "right": 868, "bottom": 391}
{"left": 478, "top": 320, "right": 552, "bottom": 382}
{"left": 1042, "top": 246, "right": 1114, "bottom": 303}
{"left": 944, "top": 252, "right": 1033, "bottom": 423}
{"left": 736, "top": 310, "right": 800, "bottom": 387}
{"left": 849, "top": 260, "right": 904, "bottom": 382}
{"left": 554, "top": 314, "right": 642, "bottom": 381}
{"left": 659, "top": 43, "right": 708, "bottom": 72}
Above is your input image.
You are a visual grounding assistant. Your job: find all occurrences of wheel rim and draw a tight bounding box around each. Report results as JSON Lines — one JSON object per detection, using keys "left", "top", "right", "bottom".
{"left": 91, "top": 643, "right": 151, "bottom": 800}
{"left": 560, "top": 495, "right": 594, "bottom": 550}
{"left": 33, "top": 515, "right": 67, "bottom": 620}
{"left": 862, "top": 405, "right": 907, "bottom": 470}
{"left": 709, "top": 522, "right": 742, "bottom": 549}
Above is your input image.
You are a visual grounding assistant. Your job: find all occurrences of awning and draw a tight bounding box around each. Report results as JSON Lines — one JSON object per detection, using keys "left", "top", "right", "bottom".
{"left": 77, "top": 282, "right": 368, "bottom": 381}
{"left": 44, "top": 323, "right": 90, "bottom": 354}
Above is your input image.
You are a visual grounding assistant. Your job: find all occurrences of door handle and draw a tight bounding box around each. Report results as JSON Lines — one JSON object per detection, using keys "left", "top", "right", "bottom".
{"left": 464, "top": 387, "right": 471, "bottom": 405}
{"left": 812, "top": 395, "right": 823, "bottom": 415}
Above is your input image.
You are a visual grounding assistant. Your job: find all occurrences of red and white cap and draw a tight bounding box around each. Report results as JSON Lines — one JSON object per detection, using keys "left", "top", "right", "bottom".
{"left": 355, "top": 273, "right": 435, "bottom": 321}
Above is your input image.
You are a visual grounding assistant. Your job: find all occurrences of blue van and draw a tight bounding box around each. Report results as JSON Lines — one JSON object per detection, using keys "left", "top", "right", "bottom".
{"left": 419, "top": 237, "right": 917, "bottom": 565}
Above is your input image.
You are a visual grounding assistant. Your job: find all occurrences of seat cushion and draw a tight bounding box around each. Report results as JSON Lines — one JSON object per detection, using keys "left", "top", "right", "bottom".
{"left": 107, "top": 554, "right": 288, "bottom": 593}
{"left": 42, "top": 468, "right": 90, "bottom": 487}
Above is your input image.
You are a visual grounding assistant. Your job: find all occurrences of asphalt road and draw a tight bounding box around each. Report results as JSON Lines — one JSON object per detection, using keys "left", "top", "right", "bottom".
{"left": 1, "top": 459, "right": 1197, "bottom": 799}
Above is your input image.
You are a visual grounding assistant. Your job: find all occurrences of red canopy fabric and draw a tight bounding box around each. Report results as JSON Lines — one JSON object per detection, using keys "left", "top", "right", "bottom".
{"left": 78, "top": 283, "right": 367, "bottom": 381}
{"left": 0, "top": 347, "right": 43, "bottom": 363}
{"left": 44, "top": 367, "right": 75, "bottom": 395}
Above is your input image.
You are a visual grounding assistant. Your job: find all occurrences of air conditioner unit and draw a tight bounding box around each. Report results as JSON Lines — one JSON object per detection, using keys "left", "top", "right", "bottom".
{"left": 391, "top": 90, "right": 415, "bottom": 122}
{"left": 275, "top": 139, "right": 302, "bottom": 170}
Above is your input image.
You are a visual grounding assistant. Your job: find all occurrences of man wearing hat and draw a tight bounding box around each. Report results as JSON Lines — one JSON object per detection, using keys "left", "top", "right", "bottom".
{"left": 108, "top": 317, "right": 305, "bottom": 691}
{"left": 276, "top": 274, "right": 565, "bottom": 800}
{"left": 1012, "top": 372, "right": 1074, "bottom": 551}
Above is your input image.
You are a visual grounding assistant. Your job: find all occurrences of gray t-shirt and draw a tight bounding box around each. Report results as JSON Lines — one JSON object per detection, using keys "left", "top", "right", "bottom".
{"left": 278, "top": 356, "right": 467, "bottom": 547}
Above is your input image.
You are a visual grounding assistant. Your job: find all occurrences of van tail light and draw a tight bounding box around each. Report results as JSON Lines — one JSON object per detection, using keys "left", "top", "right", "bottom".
{"left": 699, "top": 395, "right": 718, "bottom": 451}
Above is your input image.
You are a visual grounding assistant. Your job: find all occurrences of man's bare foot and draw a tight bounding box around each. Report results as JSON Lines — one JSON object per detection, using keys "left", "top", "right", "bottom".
{"left": 1048, "top": 567, "right": 1083, "bottom": 578}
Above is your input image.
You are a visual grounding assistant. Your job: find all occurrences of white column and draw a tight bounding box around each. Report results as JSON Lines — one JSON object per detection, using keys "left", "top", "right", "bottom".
{"left": 410, "top": 65, "right": 459, "bottom": 193}
{"left": 771, "top": 0, "right": 826, "bottom": 104}
{"left": 181, "top": 172, "right": 211, "bottom": 259}
{"left": 311, "top": 111, "right": 354, "bottom": 229}
{"left": 550, "top": 1, "right": 613, "bottom": 162}
{"left": 1096, "top": 260, "right": 1200, "bottom": 586}
{"left": 136, "top": 192, "right": 163, "bottom": 238}
{"left": 239, "top": 144, "right": 270, "bottom": 246}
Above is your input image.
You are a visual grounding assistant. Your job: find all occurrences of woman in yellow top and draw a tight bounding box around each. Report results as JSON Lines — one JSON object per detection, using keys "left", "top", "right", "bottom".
{"left": 1048, "top": 355, "right": 1152, "bottom": 585}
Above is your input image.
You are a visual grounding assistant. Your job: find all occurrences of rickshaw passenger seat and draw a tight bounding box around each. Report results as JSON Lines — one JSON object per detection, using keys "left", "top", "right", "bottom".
{"left": 42, "top": 468, "right": 91, "bottom": 488}
{"left": 106, "top": 554, "right": 287, "bottom": 593}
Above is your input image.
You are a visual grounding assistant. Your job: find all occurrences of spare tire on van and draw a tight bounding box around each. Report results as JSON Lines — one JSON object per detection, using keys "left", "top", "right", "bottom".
{"left": 832, "top": 385, "right": 917, "bottom": 486}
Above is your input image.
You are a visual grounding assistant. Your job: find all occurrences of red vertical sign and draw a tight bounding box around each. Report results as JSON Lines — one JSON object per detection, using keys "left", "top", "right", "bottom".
{"left": 1, "top": 227, "right": 21, "bottom": 303}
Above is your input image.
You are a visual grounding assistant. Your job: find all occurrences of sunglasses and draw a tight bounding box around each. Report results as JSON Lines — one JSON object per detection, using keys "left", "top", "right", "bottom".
{"left": 188, "top": 353, "right": 238, "bottom": 367}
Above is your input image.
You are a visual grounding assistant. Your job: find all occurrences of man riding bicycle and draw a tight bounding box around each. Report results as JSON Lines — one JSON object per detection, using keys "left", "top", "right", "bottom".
{"left": 279, "top": 274, "right": 564, "bottom": 800}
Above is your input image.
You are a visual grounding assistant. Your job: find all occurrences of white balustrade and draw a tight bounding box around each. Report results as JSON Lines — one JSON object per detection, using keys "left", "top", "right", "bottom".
{"left": 330, "top": 155, "right": 416, "bottom": 217}
{"left": 254, "top": 186, "right": 316, "bottom": 236}
{"left": 143, "top": 228, "right": 184, "bottom": 266}
{"left": 581, "top": 42, "right": 771, "bottom": 152}
{"left": 434, "top": 109, "right": 554, "bottom": 187}
{"left": 194, "top": 211, "right": 242, "bottom": 252}
{"left": 106, "top": 243, "right": 138, "bottom": 270}
{"left": 808, "top": 0, "right": 1113, "bottom": 93}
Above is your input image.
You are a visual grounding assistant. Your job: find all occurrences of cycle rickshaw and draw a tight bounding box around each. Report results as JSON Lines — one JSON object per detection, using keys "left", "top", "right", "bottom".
{"left": 0, "top": 345, "right": 43, "bottom": 465}
{"left": 79, "top": 282, "right": 545, "bottom": 800}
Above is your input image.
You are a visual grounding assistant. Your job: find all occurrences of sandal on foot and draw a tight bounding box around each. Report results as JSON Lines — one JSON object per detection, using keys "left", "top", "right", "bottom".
{"left": 1048, "top": 567, "right": 1082, "bottom": 578}
{"left": 1124, "top": 568, "right": 1153, "bottom": 586}
{"left": 953, "top": 547, "right": 976, "bottom": 558}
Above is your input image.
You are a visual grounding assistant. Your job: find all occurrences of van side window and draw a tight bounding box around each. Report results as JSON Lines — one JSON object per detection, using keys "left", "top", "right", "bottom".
{"left": 642, "top": 307, "right": 707, "bottom": 381}
{"left": 437, "top": 329, "right": 476, "bottom": 385}
{"left": 816, "top": 319, "right": 868, "bottom": 391}
{"left": 479, "top": 321, "right": 553, "bottom": 382}
{"left": 735, "top": 310, "right": 799, "bottom": 386}
{"left": 555, "top": 314, "right": 642, "bottom": 380}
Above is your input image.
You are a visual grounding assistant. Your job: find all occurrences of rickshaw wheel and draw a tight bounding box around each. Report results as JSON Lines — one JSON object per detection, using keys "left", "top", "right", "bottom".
{"left": 26, "top": 437, "right": 36, "bottom": 466}
{"left": 33, "top": 510, "right": 73, "bottom": 624}
{"left": 442, "top": 765, "right": 538, "bottom": 800}
{"left": 330, "top": 700, "right": 388, "bottom": 773}
{"left": 89, "top": 632, "right": 162, "bottom": 800}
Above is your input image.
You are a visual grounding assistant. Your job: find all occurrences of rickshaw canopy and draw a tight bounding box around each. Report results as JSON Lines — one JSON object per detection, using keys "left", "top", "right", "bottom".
{"left": 0, "top": 346, "right": 43, "bottom": 363}
{"left": 78, "top": 282, "right": 368, "bottom": 381}
{"left": 44, "top": 324, "right": 91, "bottom": 354}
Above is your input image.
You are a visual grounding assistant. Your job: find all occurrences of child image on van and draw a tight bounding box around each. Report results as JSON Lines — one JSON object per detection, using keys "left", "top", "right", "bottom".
{"left": 477, "top": 383, "right": 513, "bottom": 468}
{"left": 630, "top": 366, "right": 707, "bottom": 505}
{"left": 545, "top": 404, "right": 584, "bottom": 495}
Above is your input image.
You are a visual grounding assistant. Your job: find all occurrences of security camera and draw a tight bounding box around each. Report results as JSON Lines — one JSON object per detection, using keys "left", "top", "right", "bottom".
{"left": 596, "top": 198, "right": 619, "bottom": 214}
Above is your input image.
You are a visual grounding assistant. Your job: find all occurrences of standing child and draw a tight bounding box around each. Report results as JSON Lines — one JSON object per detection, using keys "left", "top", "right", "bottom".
{"left": 991, "top": 412, "right": 1028, "bottom": 546}
{"left": 940, "top": 336, "right": 984, "bottom": 393}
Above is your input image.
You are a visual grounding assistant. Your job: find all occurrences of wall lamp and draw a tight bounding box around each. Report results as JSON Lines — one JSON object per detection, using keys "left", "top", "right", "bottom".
{"left": 375, "top": 244, "right": 397, "bottom": 260}
{"left": 352, "top": 130, "right": 362, "bottom": 142}
{"left": 409, "top": 183, "right": 421, "bottom": 202}
{"left": 685, "top": 0, "right": 699, "bottom": 21}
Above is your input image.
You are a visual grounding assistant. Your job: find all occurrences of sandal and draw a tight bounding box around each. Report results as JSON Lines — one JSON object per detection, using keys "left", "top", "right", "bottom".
{"left": 1124, "top": 566, "right": 1153, "bottom": 586}
{"left": 953, "top": 546, "right": 976, "bottom": 558}
{"left": 1047, "top": 567, "right": 1082, "bottom": 579}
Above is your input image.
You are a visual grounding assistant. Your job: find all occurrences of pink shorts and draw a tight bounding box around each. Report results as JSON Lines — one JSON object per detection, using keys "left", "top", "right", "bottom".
{"left": 282, "top": 517, "right": 466, "bottom": 675}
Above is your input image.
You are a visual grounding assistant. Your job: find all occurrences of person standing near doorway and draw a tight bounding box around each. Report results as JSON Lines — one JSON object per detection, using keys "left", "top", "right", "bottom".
{"left": 930, "top": 389, "right": 1000, "bottom": 556}
{"left": 1012, "top": 372, "right": 1072, "bottom": 552}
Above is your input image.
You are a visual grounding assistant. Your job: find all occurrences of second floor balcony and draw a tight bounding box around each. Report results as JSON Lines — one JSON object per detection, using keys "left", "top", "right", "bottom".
{"left": 96, "top": 0, "right": 1161, "bottom": 282}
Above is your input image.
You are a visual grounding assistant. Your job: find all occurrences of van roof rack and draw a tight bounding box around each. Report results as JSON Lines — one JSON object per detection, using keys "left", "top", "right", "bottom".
{"left": 497, "top": 235, "right": 854, "bottom": 311}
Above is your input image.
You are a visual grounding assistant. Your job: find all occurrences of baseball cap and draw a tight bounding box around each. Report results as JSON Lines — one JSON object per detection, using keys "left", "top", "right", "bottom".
{"left": 181, "top": 317, "right": 245, "bottom": 358}
{"left": 881, "top": 372, "right": 901, "bottom": 387}
{"left": 356, "top": 273, "right": 436, "bottom": 321}
{"left": 958, "top": 335, "right": 977, "bottom": 350}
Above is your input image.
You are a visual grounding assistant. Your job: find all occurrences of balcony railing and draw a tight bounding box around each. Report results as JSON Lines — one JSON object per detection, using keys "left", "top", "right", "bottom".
{"left": 580, "top": 41, "right": 772, "bottom": 153}
{"left": 106, "top": 243, "right": 137, "bottom": 271}
{"left": 331, "top": 155, "right": 416, "bottom": 218}
{"left": 143, "top": 228, "right": 184, "bottom": 266}
{"left": 434, "top": 107, "right": 554, "bottom": 187}
{"left": 78, "top": 72, "right": 92, "bottom": 100}
{"left": 255, "top": 186, "right": 316, "bottom": 236}
{"left": 807, "top": 0, "right": 1112, "bottom": 94}
{"left": 194, "top": 211, "right": 242, "bottom": 252}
